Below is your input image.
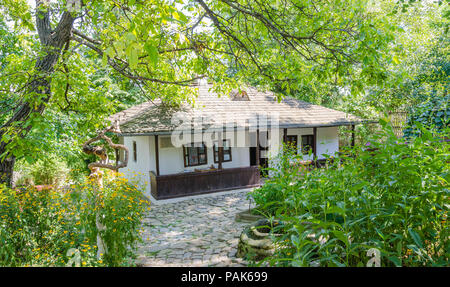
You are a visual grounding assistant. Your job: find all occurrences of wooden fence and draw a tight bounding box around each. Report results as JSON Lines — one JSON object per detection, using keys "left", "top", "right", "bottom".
{"left": 388, "top": 109, "right": 409, "bottom": 138}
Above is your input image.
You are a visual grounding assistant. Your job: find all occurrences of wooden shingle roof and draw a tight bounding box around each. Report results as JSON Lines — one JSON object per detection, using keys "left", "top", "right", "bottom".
{"left": 109, "top": 84, "right": 365, "bottom": 135}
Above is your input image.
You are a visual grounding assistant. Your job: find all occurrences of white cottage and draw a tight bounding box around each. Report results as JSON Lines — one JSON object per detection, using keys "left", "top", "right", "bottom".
{"left": 110, "top": 84, "right": 364, "bottom": 200}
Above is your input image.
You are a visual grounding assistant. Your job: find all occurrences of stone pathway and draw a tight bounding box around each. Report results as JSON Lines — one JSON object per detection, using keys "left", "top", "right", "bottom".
{"left": 135, "top": 189, "right": 254, "bottom": 267}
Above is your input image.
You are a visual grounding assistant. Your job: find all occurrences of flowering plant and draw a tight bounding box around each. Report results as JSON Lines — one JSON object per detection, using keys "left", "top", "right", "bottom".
{"left": 0, "top": 171, "right": 148, "bottom": 267}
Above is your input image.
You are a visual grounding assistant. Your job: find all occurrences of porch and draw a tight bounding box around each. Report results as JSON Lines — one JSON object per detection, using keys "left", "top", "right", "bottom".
{"left": 150, "top": 166, "right": 261, "bottom": 200}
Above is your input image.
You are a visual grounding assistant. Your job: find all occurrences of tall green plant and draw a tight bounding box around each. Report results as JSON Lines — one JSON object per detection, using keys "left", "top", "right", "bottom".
{"left": 251, "top": 122, "right": 449, "bottom": 266}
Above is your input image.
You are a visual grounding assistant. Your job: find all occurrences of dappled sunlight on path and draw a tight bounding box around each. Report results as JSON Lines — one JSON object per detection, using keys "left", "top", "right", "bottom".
{"left": 136, "top": 190, "right": 253, "bottom": 267}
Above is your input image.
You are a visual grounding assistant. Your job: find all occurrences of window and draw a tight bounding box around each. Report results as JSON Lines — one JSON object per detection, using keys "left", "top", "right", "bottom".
{"left": 301, "top": 135, "right": 314, "bottom": 154}
{"left": 183, "top": 143, "right": 207, "bottom": 167}
{"left": 133, "top": 141, "right": 137, "bottom": 162}
{"left": 286, "top": 135, "right": 298, "bottom": 152}
{"left": 214, "top": 139, "right": 232, "bottom": 163}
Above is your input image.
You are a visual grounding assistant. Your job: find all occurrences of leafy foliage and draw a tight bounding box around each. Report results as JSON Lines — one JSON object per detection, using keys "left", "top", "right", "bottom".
{"left": 404, "top": 94, "right": 449, "bottom": 138}
{"left": 403, "top": 34, "right": 449, "bottom": 138}
{"left": 15, "top": 155, "right": 70, "bottom": 186}
{"left": 251, "top": 123, "right": 449, "bottom": 266}
{"left": 0, "top": 0, "right": 409, "bottom": 176}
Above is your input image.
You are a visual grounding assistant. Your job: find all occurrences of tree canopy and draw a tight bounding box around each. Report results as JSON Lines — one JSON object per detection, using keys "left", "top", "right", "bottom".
{"left": 0, "top": 0, "right": 447, "bottom": 185}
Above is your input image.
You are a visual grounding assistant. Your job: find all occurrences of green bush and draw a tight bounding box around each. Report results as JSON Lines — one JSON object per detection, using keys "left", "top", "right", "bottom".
{"left": 403, "top": 94, "right": 449, "bottom": 139}
{"left": 251, "top": 146, "right": 310, "bottom": 217}
{"left": 15, "top": 155, "right": 70, "bottom": 186}
{"left": 250, "top": 122, "right": 449, "bottom": 266}
{"left": 0, "top": 172, "right": 149, "bottom": 266}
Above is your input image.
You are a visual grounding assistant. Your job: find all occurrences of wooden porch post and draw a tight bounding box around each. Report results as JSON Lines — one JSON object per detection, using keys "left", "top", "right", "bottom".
{"left": 313, "top": 127, "right": 317, "bottom": 160}
{"left": 351, "top": 125, "right": 355, "bottom": 147}
{"left": 218, "top": 131, "right": 223, "bottom": 170}
{"left": 155, "top": 135, "right": 160, "bottom": 176}
{"left": 256, "top": 129, "right": 260, "bottom": 166}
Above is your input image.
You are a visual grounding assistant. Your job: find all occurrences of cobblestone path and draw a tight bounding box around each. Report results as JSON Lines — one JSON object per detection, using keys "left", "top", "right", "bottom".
{"left": 136, "top": 189, "right": 254, "bottom": 267}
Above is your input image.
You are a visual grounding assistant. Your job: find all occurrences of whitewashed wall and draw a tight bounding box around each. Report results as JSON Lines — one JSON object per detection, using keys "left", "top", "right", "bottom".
{"left": 273, "top": 127, "right": 314, "bottom": 161}
{"left": 119, "top": 135, "right": 153, "bottom": 198}
{"left": 157, "top": 135, "right": 250, "bottom": 175}
{"left": 278, "top": 127, "right": 339, "bottom": 159}
{"left": 316, "top": 127, "right": 340, "bottom": 159}
{"left": 268, "top": 127, "right": 340, "bottom": 171}
{"left": 119, "top": 133, "right": 251, "bottom": 198}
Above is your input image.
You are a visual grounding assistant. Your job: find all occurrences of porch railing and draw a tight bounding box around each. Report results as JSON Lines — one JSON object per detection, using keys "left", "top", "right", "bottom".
{"left": 150, "top": 166, "right": 261, "bottom": 200}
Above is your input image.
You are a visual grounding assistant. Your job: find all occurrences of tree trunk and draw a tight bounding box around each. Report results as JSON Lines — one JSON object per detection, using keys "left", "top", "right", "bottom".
{"left": 0, "top": 71, "right": 52, "bottom": 186}
{"left": 0, "top": 4, "right": 74, "bottom": 185}
{"left": 0, "top": 156, "right": 15, "bottom": 187}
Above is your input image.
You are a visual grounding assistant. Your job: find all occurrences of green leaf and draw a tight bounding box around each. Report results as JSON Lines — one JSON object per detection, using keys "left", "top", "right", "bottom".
{"left": 332, "top": 230, "right": 349, "bottom": 247}
{"left": 25, "top": 156, "right": 33, "bottom": 164}
{"left": 172, "top": 11, "right": 180, "bottom": 21}
{"left": 125, "top": 32, "right": 136, "bottom": 43}
{"left": 408, "top": 228, "right": 423, "bottom": 248}
{"left": 105, "top": 47, "right": 115, "bottom": 58}
{"left": 393, "top": 55, "right": 400, "bottom": 64}
{"left": 144, "top": 43, "right": 159, "bottom": 66}
{"left": 2, "top": 134, "right": 11, "bottom": 143}
{"left": 326, "top": 206, "right": 346, "bottom": 215}
{"left": 129, "top": 47, "right": 138, "bottom": 69}
{"left": 388, "top": 256, "right": 402, "bottom": 267}
{"left": 102, "top": 52, "right": 108, "bottom": 67}
{"left": 114, "top": 41, "right": 125, "bottom": 52}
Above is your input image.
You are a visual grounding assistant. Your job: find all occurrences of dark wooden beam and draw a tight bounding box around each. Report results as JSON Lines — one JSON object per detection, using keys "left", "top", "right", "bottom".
{"left": 313, "top": 127, "right": 317, "bottom": 159}
{"left": 256, "top": 130, "right": 260, "bottom": 166}
{"left": 155, "top": 135, "right": 160, "bottom": 176}
{"left": 351, "top": 125, "right": 356, "bottom": 147}
{"left": 218, "top": 131, "right": 223, "bottom": 170}
{"left": 283, "top": 128, "right": 287, "bottom": 144}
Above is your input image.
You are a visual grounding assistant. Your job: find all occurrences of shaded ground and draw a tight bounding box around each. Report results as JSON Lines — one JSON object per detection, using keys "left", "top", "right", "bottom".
{"left": 136, "top": 189, "right": 254, "bottom": 267}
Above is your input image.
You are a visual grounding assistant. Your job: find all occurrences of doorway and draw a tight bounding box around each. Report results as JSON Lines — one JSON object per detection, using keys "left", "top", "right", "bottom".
{"left": 249, "top": 131, "right": 269, "bottom": 175}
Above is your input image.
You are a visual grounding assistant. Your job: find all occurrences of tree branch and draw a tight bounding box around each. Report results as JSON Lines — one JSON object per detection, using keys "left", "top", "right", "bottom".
{"left": 72, "top": 29, "right": 102, "bottom": 45}
{"left": 71, "top": 36, "right": 206, "bottom": 86}
{"left": 35, "top": 0, "right": 52, "bottom": 45}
